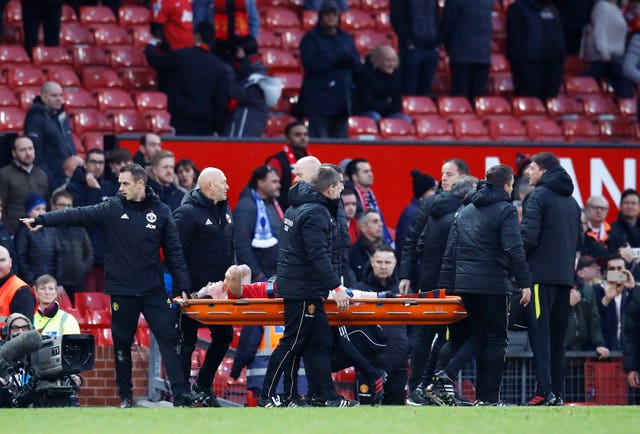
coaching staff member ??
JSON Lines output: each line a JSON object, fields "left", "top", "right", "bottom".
{"left": 258, "top": 165, "right": 357, "bottom": 408}
{"left": 521, "top": 152, "right": 583, "bottom": 406}
{"left": 21, "top": 163, "right": 193, "bottom": 408}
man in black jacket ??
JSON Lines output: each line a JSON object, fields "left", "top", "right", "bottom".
{"left": 622, "top": 271, "right": 640, "bottom": 404}
{"left": 21, "top": 163, "right": 194, "bottom": 408}
{"left": 173, "top": 167, "right": 234, "bottom": 407}
{"left": 432, "top": 165, "right": 531, "bottom": 406}
{"left": 521, "top": 152, "right": 583, "bottom": 405}
{"left": 258, "top": 165, "right": 356, "bottom": 408}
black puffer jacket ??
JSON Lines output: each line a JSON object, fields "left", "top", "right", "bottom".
{"left": 623, "top": 287, "right": 640, "bottom": 373}
{"left": 35, "top": 186, "right": 190, "bottom": 296}
{"left": 521, "top": 164, "right": 583, "bottom": 285}
{"left": 13, "top": 226, "right": 62, "bottom": 285}
{"left": 276, "top": 182, "right": 342, "bottom": 300}
{"left": 398, "top": 194, "right": 438, "bottom": 281}
{"left": 173, "top": 188, "right": 235, "bottom": 290}
{"left": 450, "top": 182, "right": 531, "bottom": 295}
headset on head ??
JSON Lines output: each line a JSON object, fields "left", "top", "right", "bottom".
{"left": 1, "top": 313, "right": 34, "bottom": 339}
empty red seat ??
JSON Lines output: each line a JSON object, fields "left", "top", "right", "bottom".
{"left": 79, "top": 6, "right": 117, "bottom": 25}
{"left": 82, "top": 132, "right": 105, "bottom": 150}
{"left": 437, "top": 96, "right": 474, "bottom": 119}
{"left": 546, "top": 95, "right": 584, "bottom": 119}
{"left": 379, "top": 117, "right": 416, "bottom": 139}
{"left": 261, "top": 48, "right": 300, "bottom": 72}
{"left": 618, "top": 98, "right": 637, "bottom": 120}
{"left": 348, "top": 116, "right": 379, "bottom": 139}
{"left": 598, "top": 116, "right": 637, "bottom": 141}
{"left": 96, "top": 88, "right": 135, "bottom": 111}
{"left": 92, "top": 327, "right": 113, "bottom": 346}
{"left": 0, "top": 45, "right": 31, "bottom": 65}
{"left": 280, "top": 28, "right": 304, "bottom": 51}
{"left": 352, "top": 30, "right": 393, "bottom": 57}
{"left": 564, "top": 56, "right": 588, "bottom": 77}
{"left": 73, "top": 46, "right": 111, "bottom": 69}
{"left": 490, "top": 53, "right": 509, "bottom": 72}
{"left": 60, "top": 22, "right": 96, "bottom": 46}
{"left": 61, "top": 4, "right": 78, "bottom": 22}
{"left": 511, "top": 97, "right": 547, "bottom": 120}
{"left": 474, "top": 96, "right": 511, "bottom": 119}
{"left": 66, "top": 308, "right": 87, "bottom": 327}
{"left": 258, "top": 29, "right": 282, "bottom": 49}
{"left": 16, "top": 86, "right": 40, "bottom": 110}
{"left": 453, "top": 117, "right": 490, "bottom": 141}
{"left": 402, "top": 96, "right": 437, "bottom": 116}
{"left": 374, "top": 10, "right": 391, "bottom": 31}
{"left": 263, "top": 7, "right": 301, "bottom": 29}
{"left": 57, "top": 292, "right": 73, "bottom": 310}
{"left": 341, "top": 9, "right": 376, "bottom": 30}
{"left": 135, "top": 91, "right": 167, "bottom": 110}
{"left": 561, "top": 118, "right": 600, "bottom": 142}
{"left": 361, "top": 0, "right": 388, "bottom": 10}
{"left": 488, "top": 72, "right": 513, "bottom": 97}
{"left": 0, "top": 87, "right": 18, "bottom": 107}
{"left": 526, "top": 118, "right": 564, "bottom": 141}
{"left": 565, "top": 76, "right": 601, "bottom": 96}
{"left": 86, "top": 308, "right": 111, "bottom": 326}
{"left": 302, "top": 10, "right": 318, "bottom": 30}
{"left": 145, "top": 110, "right": 173, "bottom": 135}
{"left": 4, "top": 1, "right": 22, "bottom": 25}
{"left": 74, "top": 291, "right": 110, "bottom": 316}
{"left": 109, "top": 46, "right": 147, "bottom": 68}
{"left": 45, "top": 66, "right": 81, "bottom": 87}
{"left": 265, "top": 114, "right": 297, "bottom": 137}
{"left": 118, "top": 67, "right": 157, "bottom": 91}
{"left": 487, "top": 117, "right": 527, "bottom": 141}
{"left": 415, "top": 115, "right": 455, "bottom": 140}
{"left": 112, "top": 110, "right": 147, "bottom": 133}
{"left": 6, "top": 65, "right": 46, "bottom": 89}
{"left": 93, "top": 24, "right": 132, "bottom": 47}
{"left": 118, "top": 5, "right": 151, "bottom": 27}
{"left": 271, "top": 71, "right": 302, "bottom": 95}
{"left": 580, "top": 94, "right": 619, "bottom": 119}
{"left": 130, "top": 25, "right": 154, "bottom": 47}
{"left": 0, "top": 107, "right": 26, "bottom": 131}
{"left": 64, "top": 88, "right": 98, "bottom": 109}
{"left": 82, "top": 68, "right": 123, "bottom": 90}
{"left": 32, "top": 46, "right": 74, "bottom": 67}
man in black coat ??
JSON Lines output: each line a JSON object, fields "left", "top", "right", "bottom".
{"left": 258, "top": 165, "right": 356, "bottom": 407}
{"left": 173, "top": 167, "right": 234, "bottom": 406}
{"left": 145, "top": 22, "right": 230, "bottom": 136}
{"left": 21, "top": 163, "right": 194, "bottom": 408}
{"left": 520, "top": 152, "right": 583, "bottom": 405}
{"left": 432, "top": 165, "right": 531, "bottom": 406}
{"left": 622, "top": 269, "right": 640, "bottom": 405}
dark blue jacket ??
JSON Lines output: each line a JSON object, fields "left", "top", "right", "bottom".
{"left": 276, "top": 182, "right": 342, "bottom": 300}
{"left": 14, "top": 226, "right": 62, "bottom": 285}
{"left": 35, "top": 186, "right": 190, "bottom": 296}
{"left": 354, "top": 58, "right": 403, "bottom": 117}
{"left": 595, "top": 283, "right": 631, "bottom": 351}
{"left": 390, "top": 0, "right": 440, "bottom": 50}
{"left": 521, "top": 164, "right": 583, "bottom": 286}
{"left": 506, "top": 0, "right": 566, "bottom": 62}
{"left": 173, "top": 188, "right": 235, "bottom": 290}
{"left": 623, "top": 287, "right": 640, "bottom": 373}
{"left": 442, "top": 0, "right": 493, "bottom": 65}
{"left": 147, "top": 179, "right": 185, "bottom": 212}
{"left": 448, "top": 182, "right": 531, "bottom": 295}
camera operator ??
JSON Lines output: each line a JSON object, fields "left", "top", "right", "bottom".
{"left": 0, "top": 313, "right": 36, "bottom": 407}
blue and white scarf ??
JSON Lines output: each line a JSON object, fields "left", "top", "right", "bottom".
{"left": 251, "top": 189, "right": 278, "bottom": 249}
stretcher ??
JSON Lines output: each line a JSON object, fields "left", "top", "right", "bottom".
{"left": 178, "top": 293, "right": 467, "bottom": 326}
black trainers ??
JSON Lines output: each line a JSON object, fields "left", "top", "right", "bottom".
{"left": 325, "top": 396, "right": 360, "bottom": 407}
{"left": 257, "top": 396, "right": 283, "bottom": 407}
{"left": 431, "top": 371, "right": 456, "bottom": 405}
{"left": 192, "top": 384, "right": 221, "bottom": 407}
{"left": 553, "top": 394, "right": 565, "bottom": 406}
{"left": 119, "top": 396, "right": 135, "bottom": 408}
{"left": 527, "top": 392, "right": 556, "bottom": 406}
{"left": 370, "top": 370, "right": 387, "bottom": 405}
{"left": 303, "top": 394, "right": 326, "bottom": 407}
{"left": 286, "top": 395, "right": 311, "bottom": 407}
{"left": 407, "top": 386, "right": 429, "bottom": 406}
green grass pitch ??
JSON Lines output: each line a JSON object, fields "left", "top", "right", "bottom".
{"left": 0, "top": 406, "right": 635, "bottom": 434}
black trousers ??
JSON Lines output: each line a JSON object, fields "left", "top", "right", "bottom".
{"left": 408, "top": 325, "right": 444, "bottom": 390}
{"left": 307, "top": 115, "right": 349, "bottom": 139}
{"left": 110, "top": 292, "right": 185, "bottom": 400}
{"left": 510, "top": 60, "right": 564, "bottom": 101}
{"left": 430, "top": 317, "right": 471, "bottom": 383}
{"left": 450, "top": 63, "right": 490, "bottom": 103}
{"left": 445, "top": 294, "right": 509, "bottom": 403}
{"left": 178, "top": 316, "right": 233, "bottom": 390}
{"left": 170, "top": 115, "right": 215, "bottom": 137}
{"left": 261, "top": 299, "right": 339, "bottom": 402}
{"left": 527, "top": 283, "right": 571, "bottom": 397}
{"left": 21, "top": 0, "right": 61, "bottom": 58}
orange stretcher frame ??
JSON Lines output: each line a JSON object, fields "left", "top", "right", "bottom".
{"left": 178, "top": 296, "right": 467, "bottom": 326}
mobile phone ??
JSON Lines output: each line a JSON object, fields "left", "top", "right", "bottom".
{"left": 607, "top": 270, "right": 627, "bottom": 283}
{"left": 631, "top": 248, "right": 640, "bottom": 259}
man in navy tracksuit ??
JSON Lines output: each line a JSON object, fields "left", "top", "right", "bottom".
{"left": 21, "top": 163, "right": 193, "bottom": 408}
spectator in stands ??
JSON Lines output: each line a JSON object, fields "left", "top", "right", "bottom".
{"left": 55, "top": 155, "right": 85, "bottom": 195}
{"left": 0, "top": 136, "right": 49, "bottom": 235}
{"left": 623, "top": 21, "right": 640, "bottom": 122}
{"left": 551, "top": 0, "right": 595, "bottom": 55}
{"left": 49, "top": 191, "right": 93, "bottom": 304}
{"left": 133, "top": 134, "right": 162, "bottom": 168}
{"left": 0, "top": 246, "right": 36, "bottom": 324}
{"left": 14, "top": 193, "right": 61, "bottom": 286}
{"left": 224, "top": 36, "right": 270, "bottom": 138}
{"left": 390, "top": 0, "right": 440, "bottom": 97}
{"left": 66, "top": 149, "right": 115, "bottom": 207}
{"left": 146, "top": 22, "right": 230, "bottom": 136}
{"left": 106, "top": 147, "right": 132, "bottom": 187}
{"left": 506, "top": 0, "right": 566, "bottom": 100}
{"left": 355, "top": 45, "right": 408, "bottom": 123}
{"left": 622, "top": 262, "right": 640, "bottom": 404}
{"left": 175, "top": 159, "right": 200, "bottom": 191}
{"left": 565, "top": 256, "right": 610, "bottom": 358}
{"left": 21, "top": 0, "right": 62, "bottom": 59}
{"left": 344, "top": 158, "right": 393, "bottom": 246}
{"left": 0, "top": 200, "right": 16, "bottom": 274}
{"left": 349, "top": 210, "right": 383, "bottom": 283}
{"left": 33, "top": 273, "right": 80, "bottom": 337}
{"left": 151, "top": 0, "right": 194, "bottom": 51}
{"left": 299, "top": 0, "right": 361, "bottom": 138}
{"left": 147, "top": 150, "right": 185, "bottom": 211}
{"left": 233, "top": 165, "right": 283, "bottom": 281}
{"left": 442, "top": 0, "right": 493, "bottom": 103}
{"left": 304, "top": 0, "right": 347, "bottom": 10}
{"left": 213, "top": 0, "right": 260, "bottom": 61}
{"left": 610, "top": 189, "right": 640, "bottom": 248}
{"left": 395, "top": 169, "right": 437, "bottom": 264}
{"left": 265, "top": 121, "right": 311, "bottom": 210}
{"left": 341, "top": 188, "right": 359, "bottom": 244}
{"left": 581, "top": 195, "right": 617, "bottom": 261}
{"left": 583, "top": 0, "right": 634, "bottom": 98}
{"left": 24, "top": 82, "right": 76, "bottom": 190}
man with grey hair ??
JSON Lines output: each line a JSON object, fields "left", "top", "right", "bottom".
{"left": 581, "top": 195, "right": 615, "bottom": 261}
{"left": 24, "top": 81, "right": 76, "bottom": 190}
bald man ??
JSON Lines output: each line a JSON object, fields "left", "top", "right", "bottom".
{"left": 0, "top": 245, "right": 37, "bottom": 327}
{"left": 293, "top": 156, "right": 321, "bottom": 185}
{"left": 173, "top": 167, "right": 235, "bottom": 406}
{"left": 24, "top": 81, "right": 76, "bottom": 190}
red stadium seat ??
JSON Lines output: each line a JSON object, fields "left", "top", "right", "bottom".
{"left": 16, "top": 86, "right": 40, "bottom": 110}
{"left": 0, "top": 87, "right": 18, "bottom": 107}
{"left": 511, "top": 97, "right": 547, "bottom": 120}
{"left": 70, "top": 109, "right": 113, "bottom": 135}
{"left": 453, "top": 117, "right": 490, "bottom": 141}
{"left": 490, "top": 53, "right": 509, "bottom": 72}
{"left": 32, "top": 46, "right": 74, "bottom": 67}
{"left": 361, "top": 0, "right": 388, "bottom": 10}
{"left": 341, "top": 10, "right": 376, "bottom": 30}
{"left": 44, "top": 66, "right": 82, "bottom": 87}
{"left": 60, "top": 22, "right": 96, "bottom": 46}
{"left": 82, "top": 67, "right": 123, "bottom": 90}
{"left": 4, "top": 1, "right": 22, "bottom": 25}
{"left": 546, "top": 95, "right": 584, "bottom": 119}
{"left": 61, "top": 4, "right": 78, "bottom": 22}
{"left": 598, "top": 116, "right": 637, "bottom": 141}
{"left": 264, "top": 114, "right": 296, "bottom": 137}
{"left": 487, "top": 117, "right": 527, "bottom": 141}
{"left": 580, "top": 94, "right": 619, "bottom": 119}
{"left": 72, "top": 132, "right": 86, "bottom": 156}
{"left": 0, "top": 45, "right": 31, "bottom": 65}
{"left": 618, "top": 98, "right": 637, "bottom": 120}
{"left": 6, "top": 65, "right": 46, "bottom": 89}
{"left": 352, "top": 30, "right": 393, "bottom": 57}
{"left": 92, "top": 327, "right": 113, "bottom": 346}
{"left": 271, "top": 71, "right": 302, "bottom": 95}
{"left": 374, "top": 10, "right": 391, "bottom": 31}
{"left": 79, "top": 6, "right": 117, "bottom": 25}
{"left": 73, "top": 46, "right": 111, "bottom": 69}
{"left": 130, "top": 25, "right": 154, "bottom": 47}
{"left": 118, "top": 5, "right": 151, "bottom": 27}
{"left": 118, "top": 67, "right": 157, "bottom": 91}
{"left": 302, "top": 11, "right": 318, "bottom": 31}
{"left": 74, "top": 292, "right": 110, "bottom": 315}
{"left": 261, "top": 48, "right": 300, "bottom": 72}
{"left": 437, "top": 96, "right": 475, "bottom": 119}
{"left": 348, "top": 116, "right": 379, "bottom": 139}
{"left": 109, "top": 46, "right": 147, "bottom": 68}
{"left": 402, "top": 96, "right": 437, "bottom": 116}
{"left": 564, "top": 56, "right": 588, "bottom": 76}
{"left": 561, "top": 117, "right": 600, "bottom": 142}
{"left": 57, "top": 292, "right": 73, "bottom": 310}
{"left": 64, "top": 88, "right": 98, "bottom": 109}
{"left": 525, "top": 118, "right": 564, "bottom": 142}
{"left": 415, "top": 115, "right": 455, "bottom": 140}
{"left": 145, "top": 110, "right": 174, "bottom": 135}
{"left": 0, "top": 107, "right": 25, "bottom": 131}
{"left": 82, "top": 132, "right": 106, "bottom": 150}
{"left": 96, "top": 88, "right": 135, "bottom": 111}
{"left": 378, "top": 117, "right": 416, "bottom": 139}
{"left": 491, "top": 11, "right": 506, "bottom": 39}
{"left": 280, "top": 28, "right": 304, "bottom": 51}
{"left": 565, "top": 76, "right": 601, "bottom": 96}
{"left": 263, "top": 7, "right": 301, "bottom": 29}
{"left": 66, "top": 308, "right": 87, "bottom": 327}
{"left": 135, "top": 91, "right": 167, "bottom": 110}
{"left": 488, "top": 72, "right": 513, "bottom": 97}
{"left": 87, "top": 306, "right": 115, "bottom": 326}
{"left": 474, "top": 96, "right": 511, "bottom": 119}
{"left": 346, "top": 0, "right": 362, "bottom": 8}
{"left": 93, "top": 24, "right": 132, "bottom": 47}
{"left": 112, "top": 109, "right": 147, "bottom": 133}
{"left": 257, "top": 29, "right": 283, "bottom": 49}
